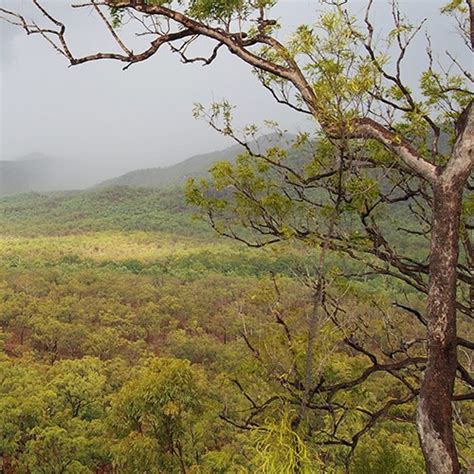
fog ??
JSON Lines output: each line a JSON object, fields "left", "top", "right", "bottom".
{"left": 0, "top": 0, "right": 469, "bottom": 189}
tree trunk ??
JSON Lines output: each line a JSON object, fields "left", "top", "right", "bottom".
{"left": 416, "top": 181, "right": 462, "bottom": 474}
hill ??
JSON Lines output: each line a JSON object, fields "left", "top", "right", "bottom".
{"left": 0, "top": 186, "right": 202, "bottom": 237}
{"left": 96, "top": 134, "right": 294, "bottom": 189}
{"left": 0, "top": 135, "right": 300, "bottom": 236}
{"left": 96, "top": 144, "right": 243, "bottom": 189}
{"left": 0, "top": 153, "right": 103, "bottom": 197}
{"left": 1, "top": 136, "right": 293, "bottom": 197}
{"left": 1, "top": 154, "right": 61, "bottom": 197}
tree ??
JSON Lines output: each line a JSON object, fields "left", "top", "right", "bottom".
{"left": 0, "top": 1, "right": 472, "bottom": 472}
{"left": 50, "top": 357, "right": 107, "bottom": 419}
{"left": 22, "top": 426, "right": 92, "bottom": 474}
{"left": 108, "top": 357, "right": 209, "bottom": 473}
{"left": 0, "top": 355, "right": 112, "bottom": 472}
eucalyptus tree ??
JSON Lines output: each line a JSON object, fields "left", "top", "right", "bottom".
{"left": 1, "top": 1, "right": 472, "bottom": 472}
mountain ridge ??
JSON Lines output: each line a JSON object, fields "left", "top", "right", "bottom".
{"left": 95, "top": 144, "right": 243, "bottom": 189}
{"left": 0, "top": 134, "right": 294, "bottom": 197}
{"left": 95, "top": 133, "right": 294, "bottom": 190}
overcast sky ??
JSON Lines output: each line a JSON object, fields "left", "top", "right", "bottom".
{"left": 0, "top": 0, "right": 469, "bottom": 184}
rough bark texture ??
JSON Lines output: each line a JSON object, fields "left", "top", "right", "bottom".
{"left": 417, "top": 101, "right": 473, "bottom": 473}
{"left": 416, "top": 182, "right": 462, "bottom": 474}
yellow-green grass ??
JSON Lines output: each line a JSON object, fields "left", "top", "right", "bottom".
{"left": 0, "top": 231, "right": 238, "bottom": 263}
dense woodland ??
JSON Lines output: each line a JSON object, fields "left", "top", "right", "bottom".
{"left": 0, "top": 0, "right": 473, "bottom": 472}
{"left": 0, "top": 184, "right": 472, "bottom": 473}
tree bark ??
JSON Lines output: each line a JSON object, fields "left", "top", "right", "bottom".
{"left": 416, "top": 180, "right": 463, "bottom": 474}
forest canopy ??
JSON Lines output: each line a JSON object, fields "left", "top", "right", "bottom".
{"left": 0, "top": 0, "right": 472, "bottom": 472}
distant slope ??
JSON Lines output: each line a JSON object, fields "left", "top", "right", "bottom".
{"left": 1, "top": 135, "right": 293, "bottom": 197}
{"left": 96, "top": 134, "right": 294, "bottom": 189}
{"left": 96, "top": 144, "right": 243, "bottom": 189}
{"left": 0, "top": 153, "right": 96, "bottom": 197}
{"left": 1, "top": 154, "right": 58, "bottom": 197}
{"left": 0, "top": 135, "right": 300, "bottom": 236}
{"left": 0, "top": 186, "right": 204, "bottom": 237}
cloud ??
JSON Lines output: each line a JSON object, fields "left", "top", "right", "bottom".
{"left": 0, "top": 0, "right": 469, "bottom": 186}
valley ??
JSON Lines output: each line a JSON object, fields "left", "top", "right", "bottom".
{"left": 0, "top": 175, "right": 471, "bottom": 472}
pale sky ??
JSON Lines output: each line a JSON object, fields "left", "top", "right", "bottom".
{"left": 0, "top": 0, "right": 469, "bottom": 186}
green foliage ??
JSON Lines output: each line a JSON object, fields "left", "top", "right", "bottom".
{"left": 188, "top": 0, "right": 247, "bottom": 21}
{"left": 109, "top": 7, "right": 124, "bottom": 28}
{"left": 352, "top": 427, "right": 425, "bottom": 474}
{"left": 22, "top": 426, "right": 92, "bottom": 474}
{"left": 2, "top": 0, "right": 474, "bottom": 470}
{"left": 109, "top": 0, "right": 277, "bottom": 26}
{"left": 0, "top": 186, "right": 203, "bottom": 237}
{"left": 252, "top": 409, "right": 323, "bottom": 473}
{"left": 109, "top": 358, "right": 209, "bottom": 471}
{"left": 441, "top": 0, "right": 468, "bottom": 13}
{"left": 50, "top": 357, "right": 107, "bottom": 419}
{"left": 0, "top": 202, "right": 446, "bottom": 472}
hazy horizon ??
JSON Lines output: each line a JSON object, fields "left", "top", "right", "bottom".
{"left": 0, "top": 0, "right": 469, "bottom": 189}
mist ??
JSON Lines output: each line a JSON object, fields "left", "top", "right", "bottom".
{"left": 0, "top": 0, "right": 469, "bottom": 191}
